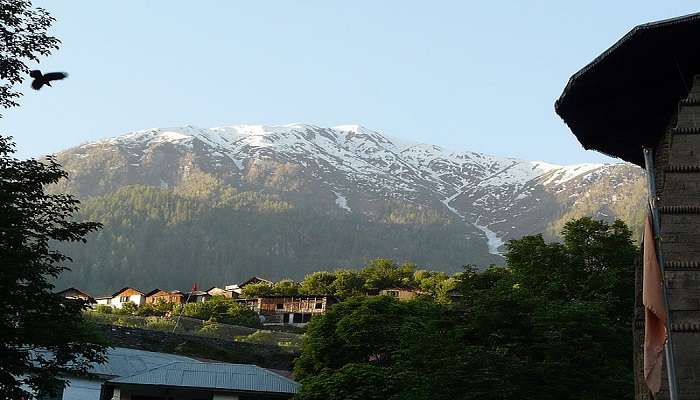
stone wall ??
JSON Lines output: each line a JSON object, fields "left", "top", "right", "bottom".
{"left": 98, "top": 324, "right": 297, "bottom": 371}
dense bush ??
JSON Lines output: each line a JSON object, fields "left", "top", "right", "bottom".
{"left": 144, "top": 316, "right": 176, "bottom": 331}
{"left": 295, "top": 218, "right": 636, "bottom": 400}
{"left": 93, "top": 304, "right": 113, "bottom": 314}
{"left": 181, "top": 296, "right": 261, "bottom": 328}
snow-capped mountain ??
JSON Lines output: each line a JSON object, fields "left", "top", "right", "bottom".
{"left": 56, "top": 123, "right": 646, "bottom": 261}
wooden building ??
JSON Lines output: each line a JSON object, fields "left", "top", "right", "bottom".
{"left": 555, "top": 12, "right": 700, "bottom": 400}
{"left": 238, "top": 295, "right": 337, "bottom": 325}
{"left": 144, "top": 289, "right": 185, "bottom": 305}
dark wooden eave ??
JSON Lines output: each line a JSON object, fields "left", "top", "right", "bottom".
{"left": 555, "top": 12, "right": 700, "bottom": 167}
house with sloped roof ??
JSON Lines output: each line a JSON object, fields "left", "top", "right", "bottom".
{"left": 95, "top": 287, "right": 146, "bottom": 309}
{"left": 56, "top": 287, "right": 95, "bottom": 303}
{"left": 144, "top": 288, "right": 185, "bottom": 305}
{"left": 102, "top": 361, "right": 299, "bottom": 400}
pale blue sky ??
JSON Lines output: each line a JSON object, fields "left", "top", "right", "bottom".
{"left": 3, "top": 1, "right": 699, "bottom": 163}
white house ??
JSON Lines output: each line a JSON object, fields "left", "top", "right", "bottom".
{"left": 96, "top": 287, "right": 145, "bottom": 309}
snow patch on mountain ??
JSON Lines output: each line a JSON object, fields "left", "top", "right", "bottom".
{"left": 71, "top": 123, "right": 636, "bottom": 260}
{"left": 473, "top": 217, "right": 505, "bottom": 255}
{"left": 332, "top": 191, "right": 352, "bottom": 213}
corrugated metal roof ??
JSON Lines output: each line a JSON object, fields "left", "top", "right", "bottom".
{"left": 90, "top": 347, "right": 195, "bottom": 378}
{"left": 108, "top": 361, "right": 299, "bottom": 394}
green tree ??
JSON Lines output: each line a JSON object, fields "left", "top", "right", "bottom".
{"left": 181, "top": 296, "right": 260, "bottom": 328}
{"left": 0, "top": 0, "right": 60, "bottom": 113}
{"left": 297, "top": 218, "right": 637, "bottom": 400}
{"left": 360, "top": 258, "right": 416, "bottom": 290}
{"left": 241, "top": 282, "right": 273, "bottom": 298}
{"left": 272, "top": 279, "right": 300, "bottom": 296}
{"left": 330, "top": 269, "right": 365, "bottom": 298}
{"left": 299, "top": 271, "right": 336, "bottom": 295}
{"left": 0, "top": 135, "right": 106, "bottom": 399}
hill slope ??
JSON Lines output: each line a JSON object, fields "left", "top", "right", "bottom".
{"left": 52, "top": 124, "right": 646, "bottom": 293}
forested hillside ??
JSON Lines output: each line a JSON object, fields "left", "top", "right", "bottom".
{"left": 59, "top": 184, "right": 487, "bottom": 293}
{"left": 51, "top": 124, "right": 646, "bottom": 293}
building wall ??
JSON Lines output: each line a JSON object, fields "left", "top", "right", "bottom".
{"left": 638, "top": 75, "right": 700, "bottom": 400}
{"left": 380, "top": 288, "right": 417, "bottom": 301}
{"left": 258, "top": 296, "right": 328, "bottom": 314}
{"left": 110, "top": 289, "right": 145, "bottom": 308}
{"left": 62, "top": 377, "right": 102, "bottom": 400}
{"left": 145, "top": 291, "right": 184, "bottom": 304}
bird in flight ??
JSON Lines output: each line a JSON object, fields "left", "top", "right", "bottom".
{"left": 30, "top": 70, "right": 68, "bottom": 90}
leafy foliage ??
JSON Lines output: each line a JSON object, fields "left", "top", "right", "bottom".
{"left": 0, "top": 135, "right": 106, "bottom": 398}
{"left": 178, "top": 296, "right": 261, "bottom": 328}
{"left": 296, "top": 218, "right": 636, "bottom": 400}
{"left": 0, "top": 0, "right": 60, "bottom": 113}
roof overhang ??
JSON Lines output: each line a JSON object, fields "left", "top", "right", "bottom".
{"left": 555, "top": 13, "right": 700, "bottom": 167}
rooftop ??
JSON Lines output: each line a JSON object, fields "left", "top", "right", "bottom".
{"left": 555, "top": 12, "right": 700, "bottom": 166}
{"left": 108, "top": 361, "right": 299, "bottom": 395}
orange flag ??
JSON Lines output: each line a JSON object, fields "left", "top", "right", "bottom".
{"left": 643, "top": 213, "right": 668, "bottom": 395}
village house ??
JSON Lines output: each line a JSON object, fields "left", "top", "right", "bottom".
{"left": 239, "top": 295, "right": 338, "bottom": 326}
{"left": 95, "top": 287, "right": 145, "bottom": 309}
{"left": 144, "top": 289, "right": 185, "bottom": 305}
{"left": 379, "top": 286, "right": 421, "bottom": 301}
{"left": 56, "top": 287, "right": 95, "bottom": 303}
{"left": 184, "top": 290, "right": 211, "bottom": 303}
{"left": 206, "top": 286, "right": 237, "bottom": 298}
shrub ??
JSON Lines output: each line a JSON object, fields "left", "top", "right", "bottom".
{"left": 144, "top": 316, "right": 176, "bottom": 331}
{"left": 197, "top": 318, "right": 222, "bottom": 337}
{"left": 114, "top": 301, "right": 138, "bottom": 315}
{"left": 94, "top": 304, "right": 113, "bottom": 314}
{"left": 113, "top": 318, "right": 137, "bottom": 328}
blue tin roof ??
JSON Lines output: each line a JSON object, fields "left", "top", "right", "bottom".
{"left": 90, "top": 347, "right": 195, "bottom": 378}
{"left": 108, "top": 361, "right": 299, "bottom": 395}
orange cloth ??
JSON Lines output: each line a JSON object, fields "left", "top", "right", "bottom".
{"left": 643, "top": 213, "right": 668, "bottom": 395}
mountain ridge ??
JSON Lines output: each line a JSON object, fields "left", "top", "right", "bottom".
{"left": 51, "top": 123, "right": 646, "bottom": 291}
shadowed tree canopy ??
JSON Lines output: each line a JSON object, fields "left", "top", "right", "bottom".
{"left": 0, "top": 0, "right": 60, "bottom": 114}
{"left": 0, "top": 137, "right": 107, "bottom": 399}
{"left": 295, "top": 218, "right": 637, "bottom": 400}
{"left": 0, "top": 2, "right": 106, "bottom": 398}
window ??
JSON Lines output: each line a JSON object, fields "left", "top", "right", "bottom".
{"left": 386, "top": 290, "right": 399, "bottom": 297}
{"left": 315, "top": 302, "right": 323, "bottom": 309}
{"left": 119, "top": 296, "right": 129, "bottom": 302}
{"left": 276, "top": 303, "right": 284, "bottom": 310}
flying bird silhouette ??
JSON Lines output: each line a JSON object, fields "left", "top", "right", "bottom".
{"left": 30, "top": 70, "right": 68, "bottom": 90}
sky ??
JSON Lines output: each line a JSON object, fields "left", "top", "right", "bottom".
{"left": 3, "top": 1, "right": 700, "bottom": 163}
